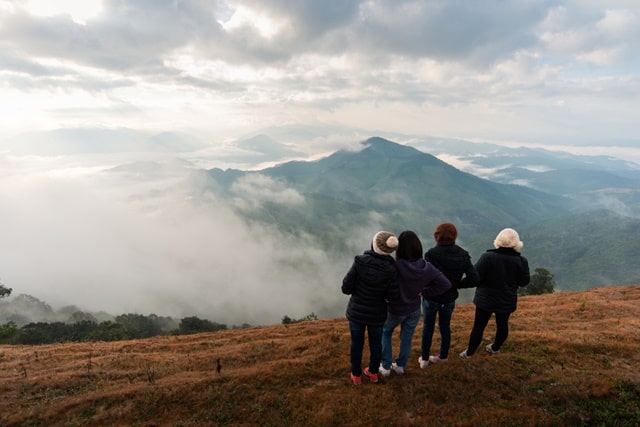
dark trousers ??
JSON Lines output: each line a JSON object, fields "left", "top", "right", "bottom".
{"left": 467, "top": 306, "right": 511, "bottom": 355}
{"left": 421, "top": 299, "right": 456, "bottom": 359}
{"left": 349, "top": 320, "right": 383, "bottom": 376}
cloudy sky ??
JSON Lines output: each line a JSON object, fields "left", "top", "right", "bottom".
{"left": 1, "top": 0, "right": 639, "bottom": 150}
{"left": 1, "top": 0, "right": 639, "bottom": 323}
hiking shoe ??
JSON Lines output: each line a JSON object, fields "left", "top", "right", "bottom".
{"left": 486, "top": 344, "right": 500, "bottom": 355}
{"left": 418, "top": 357, "right": 429, "bottom": 369}
{"left": 429, "top": 355, "right": 449, "bottom": 364}
{"left": 379, "top": 364, "right": 391, "bottom": 377}
{"left": 459, "top": 349, "right": 471, "bottom": 359}
{"left": 364, "top": 367, "right": 379, "bottom": 383}
{"left": 391, "top": 363, "right": 405, "bottom": 375}
{"left": 350, "top": 373, "right": 361, "bottom": 385}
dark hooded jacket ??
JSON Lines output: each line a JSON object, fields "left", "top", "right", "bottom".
{"left": 424, "top": 244, "right": 480, "bottom": 304}
{"left": 473, "top": 247, "right": 530, "bottom": 313}
{"left": 387, "top": 258, "right": 451, "bottom": 316}
{"left": 342, "top": 250, "right": 399, "bottom": 326}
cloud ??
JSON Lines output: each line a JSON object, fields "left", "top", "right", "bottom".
{"left": 231, "top": 173, "right": 305, "bottom": 210}
{"left": 540, "top": 3, "right": 640, "bottom": 66}
{"left": 0, "top": 0, "right": 638, "bottom": 166}
{"left": 0, "top": 155, "right": 347, "bottom": 325}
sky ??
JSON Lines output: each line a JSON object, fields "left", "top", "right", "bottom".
{"left": 0, "top": 0, "right": 639, "bottom": 150}
{"left": 1, "top": 0, "right": 639, "bottom": 324}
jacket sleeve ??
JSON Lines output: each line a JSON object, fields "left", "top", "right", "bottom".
{"left": 459, "top": 256, "right": 480, "bottom": 289}
{"left": 518, "top": 256, "right": 531, "bottom": 287}
{"left": 341, "top": 261, "right": 358, "bottom": 295}
{"left": 469, "top": 253, "right": 489, "bottom": 288}
{"left": 421, "top": 264, "right": 452, "bottom": 297}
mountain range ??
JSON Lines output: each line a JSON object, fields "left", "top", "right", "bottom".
{"left": 207, "top": 136, "right": 640, "bottom": 290}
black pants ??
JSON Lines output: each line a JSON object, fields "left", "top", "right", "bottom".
{"left": 467, "top": 306, "right": 511, "bottom": 355}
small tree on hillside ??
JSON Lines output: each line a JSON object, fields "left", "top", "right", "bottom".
{"left": 519, "top": 267, "right": 556, "bottom": 296}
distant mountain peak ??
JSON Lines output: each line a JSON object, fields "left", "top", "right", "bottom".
{"left": 361, "top": 136, "right": 421, "bottom": 158}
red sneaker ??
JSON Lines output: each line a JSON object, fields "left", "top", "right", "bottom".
{"left": 350, "top": 372, "right": 362, "bottom": 385}
{"left": 364, "top": 367, "right": 379, "bottom": 383}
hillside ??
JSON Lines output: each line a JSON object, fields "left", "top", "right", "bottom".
{"left": 208, "top": 137, "right": 571, "bottom": 233}
{"left": 1, "top": 285, "right": 638, "bottom": 426}
{"left": 205, "top": 137, "right": 640, "bottom": 291}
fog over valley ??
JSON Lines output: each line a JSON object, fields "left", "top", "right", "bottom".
{"left": 0, "top": 151, "right": 357, "bottom": 325}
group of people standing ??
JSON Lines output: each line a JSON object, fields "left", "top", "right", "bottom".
{"left": 341, "top": 223, "right": 530, "bottom": 385}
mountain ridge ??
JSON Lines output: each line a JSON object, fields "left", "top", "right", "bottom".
{"left": 205, "top": 136, "right": 640, "bottom": 291}
{"left": 209, "top": 136, "right": 572, "bottom": 228}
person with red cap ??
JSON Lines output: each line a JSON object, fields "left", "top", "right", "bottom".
{"left": 421, "top": 222, "right": 479, "bottom": 367}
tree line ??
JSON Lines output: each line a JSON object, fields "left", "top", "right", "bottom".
{"left": 0, "top": 314, "right": 230, "bottom": 345}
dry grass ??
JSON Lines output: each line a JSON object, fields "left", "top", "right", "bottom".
{"left": 1, "top": 285, "right": 639, "bottom": 426}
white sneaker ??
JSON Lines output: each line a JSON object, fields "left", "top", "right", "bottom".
{"left": 428, "top": 355, "right": 449, "bottom": 364}
{"left": 378, "top": 364, "right": 391, "bottom": 377}
{"left": 391, "top": 363, "right": 405, "bottom": 375}
{"left": 418, "top": 357, "right": 429, "bottom": 369}
{"left": 486, "top": 344, "right": 500, "bottom": 355}
{"left": 459, "top": 349, "right": 471, "bottom": 359}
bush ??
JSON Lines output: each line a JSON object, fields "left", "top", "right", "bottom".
{"left": 520, "top": 267, "right": 556, "bottom": 296}
{"left": 0, "top": 321, "right": 18, "bottom": 344}
{"left": 281, "top": 312, "right": 318, "bottom": 325}
{"left": 174, "top": 316, "right": 227, "bottom": 335}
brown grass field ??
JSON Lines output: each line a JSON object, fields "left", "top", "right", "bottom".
{"left": 1, "top": 285, "right": 639, "bottom": 426}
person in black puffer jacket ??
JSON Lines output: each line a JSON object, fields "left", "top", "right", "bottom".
{"left": 421, "top": 222, "right": 479, "bottom": 367}
{"left": 342, "top": 231, "right": 399, "bottom": 385}
{"left": 459, "top": 228, "right": 530, "bottom": 359}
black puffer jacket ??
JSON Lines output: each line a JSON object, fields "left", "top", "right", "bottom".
{"left": 425, "top": 244, "right": 480, "bottom": 304}
{"left": 342, "top": 250, "right": 399, "bottom": 326}
{"left": 473, "top": 247, "right": 530, "bottom": 313}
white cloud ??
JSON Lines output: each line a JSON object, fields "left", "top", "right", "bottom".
{"left": 596, "top": 9, "right": 637, "bottom": 37}
{"left": 0, "top": 0, "right": 638, "bottom": 151}
{"left": 231, "top": 174, "right": 305, "bottom": 210}
{"left": 0, "top": 156, "right": 346, "bottom": 325}
{"left": 24, "top": 0, "right": 103, "bottom": 25}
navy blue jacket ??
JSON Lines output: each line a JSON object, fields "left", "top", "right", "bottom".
{"left": 342, "top": 250, "right": 399, "bottom": 326}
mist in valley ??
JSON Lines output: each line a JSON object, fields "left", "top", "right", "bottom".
{"left": 0, "top": 153, "right": 375, "bottom": 326}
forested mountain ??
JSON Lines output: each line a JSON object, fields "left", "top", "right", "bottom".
{"left": 207, "top": 137, "right": 640, "bottom": 290}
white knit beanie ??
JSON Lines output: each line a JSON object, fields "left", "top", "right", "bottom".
{"left": 372, "top": 231, "right": 399, "bottom": 255}
{"left": 493, "top": 228, "right": 524, "bottom": 252}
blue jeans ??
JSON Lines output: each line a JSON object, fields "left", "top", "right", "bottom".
{"left": 421, "top": 299, "right": 455, "bottom": 359}
{"left": 381, "top": 309, "right": 421, "bottom": 369}
{"left": 349, "top": 320, "right": 383, "bottom": 376}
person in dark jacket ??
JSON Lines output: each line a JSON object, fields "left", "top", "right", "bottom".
{"left": 460, "top": 228, "right": 530, "bottom": 359}
{"left": 380, "top": 230, "right": 451, "bottom": 376}
{"left": 342, "top": 231, "right": 399, "bottom": 385}
{"left": 421, "top": 222, "right": 479, "bottom": 367}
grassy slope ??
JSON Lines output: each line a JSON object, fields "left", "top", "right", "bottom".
{"left": 1, "top": 285, "right": 639, "bottom": 426}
